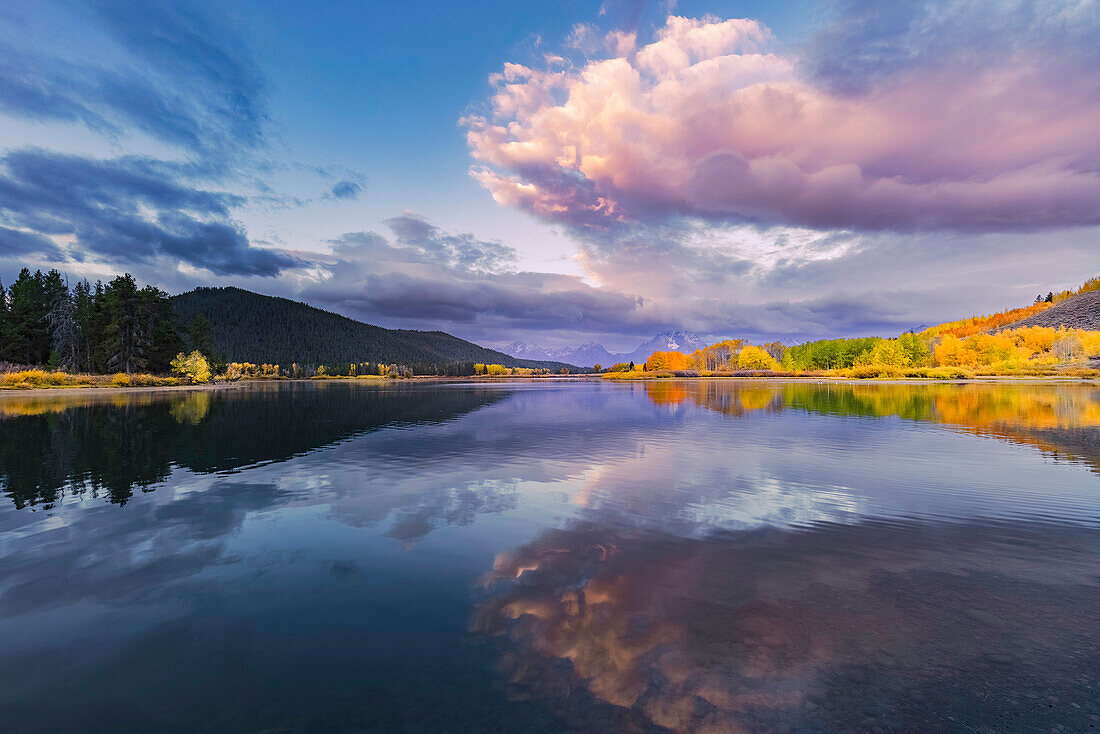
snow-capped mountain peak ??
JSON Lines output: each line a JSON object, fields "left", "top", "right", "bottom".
{"left": 499, "top": 330, "right": 709, "bottom": 367}
{"left": 649, "top": 330, "right": 707, "bottom": 353}
{"left": 501, "top": 342, "right": 550, "bottom": 360}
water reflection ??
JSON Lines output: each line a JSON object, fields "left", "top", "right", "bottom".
{"left": 0, "top": 382, "right": 506, "bottom": 508}
{"left": 0, "top": 380, "right": 1096, "bottom": 733}
{"left": 475, "top": 520, "right": 1100, "bottom": 733}
{"left": 642, "top": 380, "right": 1100, "bottom": 472}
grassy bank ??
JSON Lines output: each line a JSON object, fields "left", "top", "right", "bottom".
{"left": 1, "top": 369, "right": 295, "bottom": 390}
{"left": 0, "top": 369, "right": 186, "bottom": 390}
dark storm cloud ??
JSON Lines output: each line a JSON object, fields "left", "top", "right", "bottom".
{"left": 0, "top": 149, "right": 299, "bottom": 276}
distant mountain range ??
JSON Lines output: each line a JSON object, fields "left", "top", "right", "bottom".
{"left": 172, "top": 287, "right": 576, "bottom": 370}
{"left": 502, "top": 331, "right": 708, "bottom": 367}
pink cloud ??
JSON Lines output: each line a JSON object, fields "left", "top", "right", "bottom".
{"left": 463, "top": 14, "right": 1100, "bottom": 232}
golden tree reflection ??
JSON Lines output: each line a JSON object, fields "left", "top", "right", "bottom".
{"left": 642, "top": 380, "right": 1100, "bottom": 468}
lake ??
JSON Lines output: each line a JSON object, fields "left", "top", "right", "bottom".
{"left": 0, "top": 379, "right": 1097, "bottom": 733}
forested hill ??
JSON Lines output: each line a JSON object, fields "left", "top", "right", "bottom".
{"left": 171, "top": 287, "right": 572, "bottom": 369}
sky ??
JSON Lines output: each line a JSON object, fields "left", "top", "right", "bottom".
{"left": 0, "top": 0, "right": 1097, "bottom": 352}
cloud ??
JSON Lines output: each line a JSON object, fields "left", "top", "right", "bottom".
{"left": 802, "top": 0, "right": 1100, "bottom": 96}
{"left": 0, "top": 149, "right": 299, "bottom": 276}
{"left": 464, "top": 7, "right": 1100, "bottom": 234}
{"left": 300, "top": 214, "right": 646, "bottom": 334}
{"left": 305, "top": 216, "right": 924, "bottom": 341}
{"left": 0, "top": 1, "right": 335, "bottom": 280}
{"left": 295, "top": 210, "right": 1097, "bottom": 346}
{"left": 0, "top": 1, "right": 267, "bottom": 166}
{"left": 328, "top": 180, "right": 362, "bottom": 200}
{"left": 0, "top": 226, "right": 66, "bottom": 261}
{"left": 383, "top": 212, "right": 518, "bottom": 273}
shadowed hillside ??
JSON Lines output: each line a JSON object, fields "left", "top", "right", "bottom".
{"left": 172, "top": 287, "right": 574, "bottom": 369}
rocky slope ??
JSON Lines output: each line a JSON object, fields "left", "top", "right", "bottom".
{"left": 998, "top": 290, "right": 1100, "bottom": 332}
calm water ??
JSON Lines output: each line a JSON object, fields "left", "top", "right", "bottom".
{"left": 1, "top": 380, "right": 1098, "bottom": 734}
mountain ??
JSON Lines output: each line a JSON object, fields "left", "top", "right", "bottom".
{"left": 501, "top": 342, "right": 551, "bottom": 361}
{"left": 628, "top": 331, "right": 708, "bottom": 361}
{"left": 567, "top": 341, "right": 619, "bottom": 367}
{"left": 172, "top": 287, "right": 574, "bottom": 369}
{"left": 501, "top": 330, "right": 708, "bottom": 367}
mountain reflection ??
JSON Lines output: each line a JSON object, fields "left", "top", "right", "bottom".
{"left": 475, "top": 519, "right": 1100, "bottom": 733}
{"left": 0, "top": 382, "right": 506, "bottom": 508}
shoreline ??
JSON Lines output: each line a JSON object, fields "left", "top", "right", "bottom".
{"left": 1, "top": 373, "right": 1097, "bottom": 399}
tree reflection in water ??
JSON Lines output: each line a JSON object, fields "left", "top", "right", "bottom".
{"left": 0, "top": 382, "right": 507, "bottom": 508}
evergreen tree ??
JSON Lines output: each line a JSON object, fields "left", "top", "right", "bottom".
{"left": 142, "top": 286, "right": 183, "bottom": 373}
{"left": 40, "top": 270, "right": 66, "bottom": 362}
{"left": 47, "top": 277, "right": 80, "bottom": 371}
{"left": 87, "top": 280, "right": 108, "bottom": 372}
{"left": 102, "top": 274, "right": 150, "bottom": 374}
{"left": 4, "top": 268, "right": 49, "bottom": 364}
{"left": 71, "top": 279, "right": 94, "bottom": 371}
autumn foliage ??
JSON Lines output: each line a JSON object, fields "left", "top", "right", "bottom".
{"left": 646, "top": 351, "right": 689, "bottom": 371}
{"left": 736, "top": 345, "right": 780, "bottom": 370}
{"left": 603, "top": 276, "right": 1100, "bottom": 381}
{"left": 923, "top": 277, "right": 1100, "bottom": 338}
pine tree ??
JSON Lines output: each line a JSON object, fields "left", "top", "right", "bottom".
{"left": 72, "top": 279, "right": 94, "bottom": 371}
{"left": 4, "top": 268, "right": 48, "bottom": 364}
{"left": 103, "top": 274, "right": 150, "bottom": 374}
{"left": 142, "top": 286, "right": 183, "bottom": 373}
{"left": 47, "top": 277, "right": 80, "bottom": 371}
{"left": 87, "top": 281, "right": 108, "bottom": 372}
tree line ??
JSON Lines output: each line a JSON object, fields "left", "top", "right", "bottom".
{"left": 0, "top": 268, "right": 214, "bottom": 374}
{"left": 0, "top": 267, "right": 552, "bottom": 379}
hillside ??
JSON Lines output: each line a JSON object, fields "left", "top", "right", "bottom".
{"left": 997, "top": 290, "right": 1100, "bottom": 332}
{"left": 171, "top": 287, "right": 573, "bottom": 369}
{"left": 921, "top": 276, "right": 1100, "bottom": 339}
